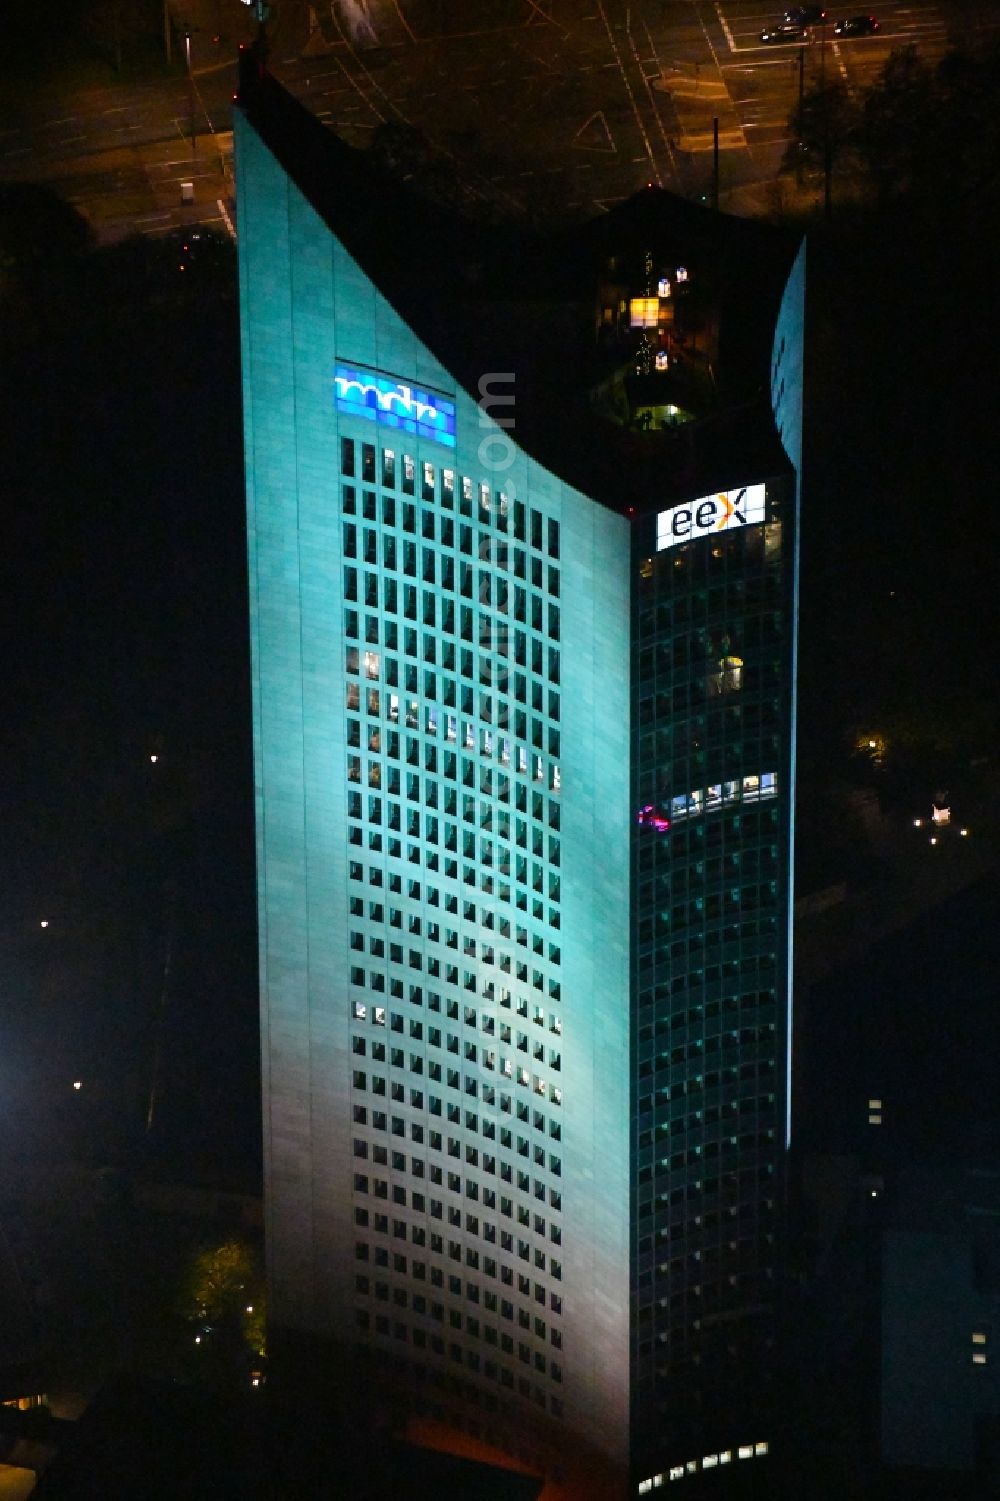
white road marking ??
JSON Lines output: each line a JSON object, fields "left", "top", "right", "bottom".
{"left": 715, "top": 2, "right": 737, "bottom": 52}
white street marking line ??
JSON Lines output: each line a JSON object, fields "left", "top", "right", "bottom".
{"left": 595, "top": 0, "right": 661, "bottom": 183}
{"left": 217, "top": 197, "right": 236, "bottom": 239}
{"left": 715, "top": 1, "right": 736, "bottom": 52}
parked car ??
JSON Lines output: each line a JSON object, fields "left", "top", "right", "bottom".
{"left": 761, "top": 20, "right": 807, "bottom": 42}
{"left": 784, "top": 5, "right": 828, "bottom": 22}
{"left": 834, "top": 14, "right": 879, "bottom": 34}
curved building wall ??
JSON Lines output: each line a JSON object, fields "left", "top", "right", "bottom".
{"left": 235, "top": 111, "right": 631, "bottom": 1485}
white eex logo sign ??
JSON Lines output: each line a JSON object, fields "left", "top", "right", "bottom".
{"left": 656, "top": 483, "right": 766, "bottom": 552}
{"left": 334, "top": 366, "right": 457, "bottom": 447}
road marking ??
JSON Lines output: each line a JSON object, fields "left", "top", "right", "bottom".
{"left": 628, "top": 13, "right": 678, "bottom": 185}
{"left": 573, "top": 110, "right": 617, "bottom": 153}
{"left": 217, "top": 196, "right": 236, "bottom": 239}
{"left": 723, "top": 57, "right": 802, "bottom": 69}
{"left": 715, "top": 2, "right": 736, "bottom": 52}
{"left": 831, "top": 40, "right": 850, "bottom": 88}
{"left": 595, "top": 0, "right": 660, "bottom": 183}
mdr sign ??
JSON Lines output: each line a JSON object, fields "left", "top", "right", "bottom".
{"left": 656, "top": 484, "right": 766, "bottom": 552}
{"left": 334, "top": 366, "right": 457, "bottom": 449}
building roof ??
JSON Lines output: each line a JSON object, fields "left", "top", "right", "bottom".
{"left": 235, "top": 51, "right": 796, "bottom": 513}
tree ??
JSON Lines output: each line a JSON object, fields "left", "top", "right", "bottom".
{"left": 782, "top": 80, "right": 859, "bottom": 217}
{"left": 181, "top": 1239, "right": 266, "bottom": 1387}
{"left": 852, "top": 44, "right": 935, "bottom": 201}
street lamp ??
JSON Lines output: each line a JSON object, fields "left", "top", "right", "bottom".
{"left": 184, "top": 30, "right": 196, "bottom": 157}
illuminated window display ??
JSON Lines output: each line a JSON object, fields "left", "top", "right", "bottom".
{"left": 236, "top": 60, "right": 803, "bottom": 1501}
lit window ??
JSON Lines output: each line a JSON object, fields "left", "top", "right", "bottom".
{"left": 738, "top": 1446, "right": 753, "bottom": 1460}
{"left": 754, "top": 1442, "right": 768, "bottom": 1456}
{"left": 973, "top": 1353, "right": 987, "bottom": 1365}
{"left": 629, "top": 297, "right": 660, "bottom": 328}
{"left": 702, "top": 1454, "right": 718, "bottom": 1469}
{"left": 972, "top": 1332, "right": 987, "bottom": 1345}
{"left": 669, "top": 1467, "right": 684, "bottom": 1481}
{"left": 708, "top": 655, "right": 743, "bottom": 696}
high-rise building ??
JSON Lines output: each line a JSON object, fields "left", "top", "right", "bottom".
{"left": 236, "top": 60, "right": 804, "bottom": 1500}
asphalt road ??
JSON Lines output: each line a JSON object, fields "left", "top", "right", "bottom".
{"left": 0, "top": 0, "right": 990, "bottom": 240}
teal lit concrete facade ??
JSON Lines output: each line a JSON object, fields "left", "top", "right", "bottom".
{"left": 236, "top": 70, "right": 803, "bottom": 1499}
{"left": 236, "top": 106, "right": 632, "bottom": 1484}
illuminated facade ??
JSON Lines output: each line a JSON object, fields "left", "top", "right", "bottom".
{"left": 236, "top": 63, "right": 803, "bottom": 1499}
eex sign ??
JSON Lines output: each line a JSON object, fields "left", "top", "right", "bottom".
{"left": 656, "top": 483, "right": 766, "bottom": 552}
{"left": 334, "top": 367, "right": 457, "bottom": 448}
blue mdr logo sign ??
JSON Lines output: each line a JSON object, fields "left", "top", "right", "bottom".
{"left": 334, "top": 366, "right": 456, "bottom": 449}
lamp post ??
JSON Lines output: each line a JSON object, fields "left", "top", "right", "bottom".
{"left": 184, "top": 29, "right": 195, "bottom": 156}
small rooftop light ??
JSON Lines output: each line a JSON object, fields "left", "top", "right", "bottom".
{"left": 73, "top": 1081, "right": 82, "bottom": 1091}
{"left": 150, "top": 754, "right": 159, "bottom": 764}
{"left": 960, "top": 828, "right": 969, "bottom": 837}
{"left": 929, "top": 836, "right": 937, "bottom": 846}
{"left": 913, "top": 818, "right": 922, "bottom": 828}
{"left": 40, "top": 919, "right": 49, "bottom": 929}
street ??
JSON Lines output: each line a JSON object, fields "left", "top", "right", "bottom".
{"left": 0, "top": 0, "right": 990, "bottom": 238}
